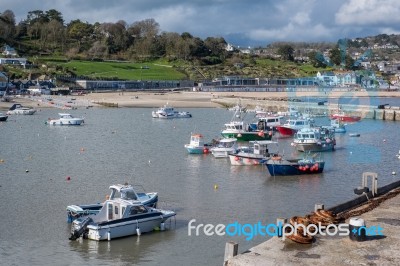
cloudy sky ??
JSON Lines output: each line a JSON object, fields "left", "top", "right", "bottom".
{"left": 3, "top": 0, "right": 400, "bottom": 47}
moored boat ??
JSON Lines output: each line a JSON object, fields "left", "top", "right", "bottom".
{"left": 6, "top": 103, "right": 36, "bottom": 115}
{"left": 220, "top": 110, "right": 273, "bottom": 141}
{"left": 45, "top": 113, "right": 84, "bottom": 125}
{"left": 276, "top": 118, "right": 313, "bottom": 136}
{"left": 152, "top": 105, "right": 191, "bottom": 118}
{"left": 69, "top": 200, "right": 175, "bottom": 241}
{"left": 265, "top": 154, "right": 325, "bottom": 176}
{"left": 228, "top": 140, "right": 278, "bottom": 166}
{"left": 293, "top": 127, "right": 336, "bottom": 152}
{"left": 330, "top": 111, "right": 361, "bottom": 122}
{"left": 184, "top": 133, "right": 212, "bottom": 154}
{"left": 66, "top": 184, "right": 158, "bottom": 223}
{"left": 210, "top": 138, "right": 238, "bottom": 158}
{"left": 330, "top": 119, "right": 346, "bottom": 133}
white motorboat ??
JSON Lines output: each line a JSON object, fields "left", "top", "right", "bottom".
{"left": 210, "top": 138, "right": 238, "bottom": 158}
{"left": 6, "top": 103, "right": 36, "bottom": 115}
{"left": 66, "top": 184, "right": 158, "bottom": 223}
{"left": 69, "top": 200, "right": 175, "bottom": 241}
{"left": 228, "top": 140, "right": 278, "bottom": 165}
{"left": 46, "top": 113, "right": 84, "bottom": 125}
{"left": 152, "top": 105, "right": 192, "bottom": 118}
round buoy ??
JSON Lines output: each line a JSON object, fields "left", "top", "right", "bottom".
{"left": 25, "top": 169, "right": 29, "bottom": 173}
{"left": 383, "top": 139, "right": 386, "bottom": 142}
{"left": 203, "top": 148, "right": 209, "bottom": 154}
{"left": 392, "top": 171, "right": 396, "bottom": 175}
{"left": 214, "top": 184, "right": 218, "bottom": 190}
{"left": 0, "top": 159, "right": 4, "bottom": 163}
{"left": 234, "top": 156, "right": 240, "bottom": 161}
{"left": 80, "top": 148, "right": 85, "bottom": 152}
{"left": 66, "top": 176, "right": 71, "bottom": 181}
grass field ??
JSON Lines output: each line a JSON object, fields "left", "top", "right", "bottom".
{"left": 55, "top": 60, "right": 188, "bottom": 80}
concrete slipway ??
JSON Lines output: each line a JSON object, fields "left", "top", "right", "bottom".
{"left": 226, "top": 187, "right": 400, "bottom": 266}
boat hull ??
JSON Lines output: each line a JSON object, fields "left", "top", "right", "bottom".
{"left": 265, "top": 160, "right": 325, "bottom": 176}
{"left": 185, "top": 145, "right": 209, "bottom": 154}
{"left": 7, "top": 109, "right": 36, "bottom": 115}
{"left": 295, "top": 142, "right": 335, "bottom": 152}
{"left": 276, "top": 126, "right": 297, "bottom": 136}
{"left": 330, "top": 115, "right": 361, "bottom": 122}
{"left": 228, "top": 154, "right": 266, "bottom": 166}
{"left": 220, "top": 132, "right": 272, "bottom": 141}
{"left": 47, "top": 119, "right": 84, "bottom": 125}
{"left": 0, "top": 116, "right": 8, "bottom": 121}
{"left": 85, "top": 210, "right": 175, "bottom": 241}
{"left": 210, "top": 148, "right": 236, "bottom": 158}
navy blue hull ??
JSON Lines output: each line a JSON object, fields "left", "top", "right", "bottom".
{"left": 266, "top": 162, "right": 324, "bottom": 176}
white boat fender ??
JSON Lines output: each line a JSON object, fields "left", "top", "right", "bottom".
{"left": 107, "top": 231, "right": 111, "bottom": 241}
{"left": 136, "top": 220, "right": 141, "bottom": 236}
{"left": 160, "top": 222, "right": 165, "bottom": 231}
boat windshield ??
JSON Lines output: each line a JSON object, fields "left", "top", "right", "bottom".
{"left": 111, "top": 189, "right": 138, "bottom": 200}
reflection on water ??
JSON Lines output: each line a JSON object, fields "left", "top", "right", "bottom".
{"left": 1, "top": 107, "right": 399, "bottom": 265}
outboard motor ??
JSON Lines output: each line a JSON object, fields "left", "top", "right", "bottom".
{"left": 69, "top": 217, "right": 92, "bottom": 240}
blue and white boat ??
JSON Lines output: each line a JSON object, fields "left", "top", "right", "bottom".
{"left": 184, "top": 133, "right": 211, "bottom": 154}
{"left": 66, "top": 184, "right": 158, "bottom": 223}
{"left": 330, "top": 119, "right": 346, "bottom": 133}
{"left": 265, "top": 154, "right": 325, "bottom": 176}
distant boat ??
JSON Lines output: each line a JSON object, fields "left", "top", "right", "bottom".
{"left": 45, "top": 113, "right": 84, "bottom": 126}
{"left": 330, "top": 119, "right": 346, "bottom": 133}
{"left": 6, "top": 103, "right": 36, "bottom": 115}
{"left": 349, "top": 133, "right": 361, "bottom": 137}
{"left": 265, "top": 154, "right": 325, "bottom": 176}
{"left": 152, "top": 105, "right": 192, "bottom": 118}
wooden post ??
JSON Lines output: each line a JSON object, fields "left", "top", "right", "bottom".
{"left": 315, "top": 204, "right": 324, "bottom": 212}
{"left": 224, "top": 241, "right": 238, "bottom": 264}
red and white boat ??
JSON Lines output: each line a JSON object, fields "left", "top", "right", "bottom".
{"left": 330, "top": 112, "right": 361, "bottom": 122}
{"left": 276, "top": 118, "right": 313, "bottom": 136}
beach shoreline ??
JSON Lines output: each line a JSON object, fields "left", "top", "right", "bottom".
{"left": 1, "top": 90, "right": 399, "bottom": 110}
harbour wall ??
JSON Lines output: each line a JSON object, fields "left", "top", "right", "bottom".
{"left": 211, "top": 98, "right": 400, "bottom": 121}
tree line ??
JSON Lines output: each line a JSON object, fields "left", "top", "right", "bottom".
{"left": 0, "top": 9, "right": 230, "bottom": 64}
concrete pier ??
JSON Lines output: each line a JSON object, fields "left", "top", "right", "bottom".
{"left": 226, "top": 187, "right": 400, "bottom": 265}
{"left": 212, "top": 98, "right": 400, "bottom": 121}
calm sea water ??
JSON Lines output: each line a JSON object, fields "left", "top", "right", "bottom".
{"left": 1, "top": 107, "right": 400, "bottom": 266}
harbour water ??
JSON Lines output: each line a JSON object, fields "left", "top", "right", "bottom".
{"left": 1, "top": 107, "right": 400, "bottom": 265}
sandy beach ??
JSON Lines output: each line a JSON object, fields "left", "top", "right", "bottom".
{"left": 1, "top": 90, "right": 399, "bottom": 111}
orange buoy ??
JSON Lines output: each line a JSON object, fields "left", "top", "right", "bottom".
{"left": 203, "top": 148, "right": 209, "bottom": 154}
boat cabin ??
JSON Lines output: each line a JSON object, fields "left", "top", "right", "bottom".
{"left": 249, "top": 140, "right": 278, "bottom": 156}
{"left": 189, "top": 134, "right": 205, "bottom": 146}
{"left": 109, "top": 184, "right": 149, "bottom": 201}
{"left": 224, "top": 121, "right": 245, "bottom": 131}
{"left": 92, "top": 199, "right": 150, "bottom": 222}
